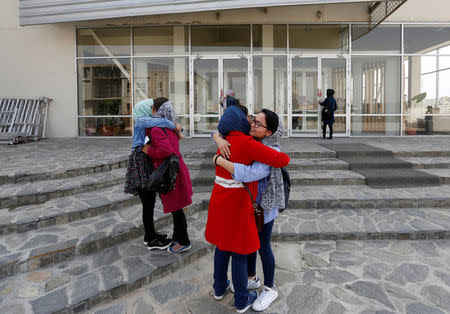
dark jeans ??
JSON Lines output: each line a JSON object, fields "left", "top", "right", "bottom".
{"left": 323, "top": 122, "right": 333, "bottom": 139}
{"left": 214, "top": 247, "right": 249, "bottom": 308}
{"left": 171, "top": 209, "right": 190, "bottom": 246}
{"left": 137, "top": 189, "right": 156, "bottom": 242}
{"left": 247, "top": 219, "right": 275, "bottom": 288}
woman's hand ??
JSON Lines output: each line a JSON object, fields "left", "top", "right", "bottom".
{"left": 213, "top": 133, "right": 231, "bottom": 159}
{"left": 175, "top": 123, "right": 184, "bottom": 140}
{"left": 142, "top": 144, "right": 150, "bottom": 154}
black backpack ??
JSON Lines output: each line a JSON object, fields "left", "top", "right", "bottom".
{"left": 279, "top": 167, "right": 291, "bottom": 212}
{"left": 145, "top": 128, "right": 180, "bottom": 194}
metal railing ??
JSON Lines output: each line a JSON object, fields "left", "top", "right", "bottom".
{"left": 0, "top": 97, "right": 52, "bottom": 143}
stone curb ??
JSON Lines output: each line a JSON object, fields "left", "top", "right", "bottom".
{"left": 286, "top": 198, "right": 450, "bottom": 209}
{"left": 0, "top": 201, "right": 208, "bottom": 279}
{"left": 0, "top": 170, "right": 127, "bottom": 209}
{"left": 0, "top": 159, "right": 128, "bottom": 185}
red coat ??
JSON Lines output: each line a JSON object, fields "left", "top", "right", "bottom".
{"left": 205, "top": 131, "right": 290, "bottom": 255}
{"left": 146, "top": 128, "right": 193, "bottom": 213}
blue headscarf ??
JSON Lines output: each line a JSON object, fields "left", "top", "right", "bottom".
{"left": 218, "top": 105, "right": 250, "bottom": 137}
{"left": 133, "top": 99, "right": 153, "bottom": 120}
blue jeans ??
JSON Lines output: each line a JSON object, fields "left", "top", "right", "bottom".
{"left": 213, "top": 247, "right": 249, "bottom": 308}
{"left": 247, "top": 219, "right": 275, "bottom": 287}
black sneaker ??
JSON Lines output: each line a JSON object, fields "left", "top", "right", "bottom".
{"left": 144, "top": 232, "right": 168, "bottom": 245}
{"left": 146, "top": 237, "right": 172, "bottom": 250}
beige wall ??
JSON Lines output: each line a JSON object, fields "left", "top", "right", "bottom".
{"left": 0, "top": 0, "right": 77, "bottom": 137}
{"left": 388, "top": 0, "right": 450, "bottom": 22}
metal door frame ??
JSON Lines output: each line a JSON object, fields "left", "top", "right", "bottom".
{"left": 189, "top": 54, "right": 251, "bottom": 137}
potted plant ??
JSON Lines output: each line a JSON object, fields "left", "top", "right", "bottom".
{"left": 98, "top": 100, "right": 120, "bottom": 136}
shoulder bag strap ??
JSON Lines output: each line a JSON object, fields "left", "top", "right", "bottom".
{"left": 243, "top": 183, "right": 258, "bottom": 210}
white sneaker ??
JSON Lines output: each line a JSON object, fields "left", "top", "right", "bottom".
{"left": 230, "top": 276, "right": 261, "bottom": 293}
{"left": 252, "top": 285, "right": 278, "bottom": 312}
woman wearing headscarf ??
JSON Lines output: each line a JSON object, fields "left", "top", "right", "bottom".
{"left": 142, "top": 97, "right": 193, "bottom": 253}
{"left": 205, "top": 106, "right": 290, "bottom": 313}
{"left": 124, "top": 98, "right": 180, "bottom": 250}
{"left": 214, "top": 110, "right": 284, "bottom": 312}
{"left": 320, "top": 89, "right": 337, "bottom": 139}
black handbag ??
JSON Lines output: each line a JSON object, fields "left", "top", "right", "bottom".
{"left": 146, "top": 154, "right": 180, "bottom": 194}
{"left": 279, "top": 167, "right": 291, "bottom": 213}
{"left": 243, "top": 183, "right": 264, "bottom": 233}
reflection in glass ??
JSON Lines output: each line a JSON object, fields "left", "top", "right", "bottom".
{"left": 351, "top": 24, "right": 400, "bottom": 53}
{"left": 321, "top": 58, "right": 346, "bottom": 114}
{"left": 253, "top": 56, "right": 287, "bottom": 114}
{"left": 291, "top": 116, "right": 318, "bottom": 134}
{"left": 77, "top": 28, "right": 130, "bottom": 57}
{"left": 191, "top": 25, "right": 250, "bottom": 53}
{"left": 77, "top": 59, "right": 131, "bottom": 116}
{"left": 404, "top": 56, "right": 450, "bottom": 115}
{"left": 404, "top": 25, "right": 450, "bottom": 54}
{"left": 352, "top": 56, "right": 401, "bottom": 115}
{"left": 252, "top": 25, "right": 287, "bottom": 53}
{"left": 289, "top": 25, "right": 348, "bottom": 52}
{"left": 194, "top": 59, "right": 219, "bottom": 115}
{"left": 404, "top": 115, "right": 450, "bottom": 135}
{"left": 79, "top": 117, "right": 132, "bottom": 136}
{"left": 351, "top": 116, "right": 400, "bottom": 136}
{"left": 133, "top": 26, "right": 188, "bottom": 55}
{"left": 134, "top": 58, "right": 189, "bottom": 115}
{"left": 292, "top": 58, "right": 318, "bottom": 114}
{"left": 223, "top": 59, "right": 248, "bottom": 107}
{"left": 194, "top": 117, "right": 220, "bottom": 135}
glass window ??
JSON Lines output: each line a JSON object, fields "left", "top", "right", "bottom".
{"left": 77, "top": 58, "right": 131, "bottom": 117}
{"left": 79, "top": 117, "right": 132, "bottom": 136}
{"left": 404, "top": 25, "right": 450, "bottom": 54}
{"left": 351, "top": 24, "right": 401, "bottom": 53}
{"left": 133, "top": 26, "right": 188, "bottom": 55}
{"left": 134, "top": 58, "right": 189, "bottom": 115}
{"left": 191, "top": 25, "right": 250, "bottom": 53}
{"left": 404, "top": 115, "right": 450, "bottom": 135}
{"left": 403, "top": 56, "right": 450, "bottom": 114}
{"left": 321, "top": 58, "right": 347, "bottom": 114}
{"left": 352, "top": 56, "right": 401, "bottom": 114}
{"left": 194, "top": 59, "right": 219, "bottom": 114}
{"left": 252, "top": 25, "right": 287, "bottom": 53}
{"left": 291, "top": 116, "right": 318, "bottom": 135}
{"left": 289, "top": 25, "right": 348, "bottom": 52}
{"left": 77, "top": 28, "right": 131, "bottom": 57}
{"left": 253, "top": 56, "right": 287, "bottom": 114}
{"left": 351, "top": 116, "right": 400, "bottom": 136}
{"left": 291, "top": 57, "right": 318, "bottom": 115}
{"left": 223, "top": 58, "right": 248, "bottom": 107}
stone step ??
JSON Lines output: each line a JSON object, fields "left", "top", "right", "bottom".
{"left": 0, "top": 168, "right": 127, "bottom": 209}
{"left": 418, "top": 168, "right": 450, "bottom": 185}
{"left": 181, "top": 150, "right": 336, "bottom": 159}
{"left": 0, "top": 210, "right": 212, "bottom": 314}
{"left": 285, "top": 184, "right": 450, "bottom": 209}
{"left": 402, "top": 156, "right": 450, "bottom": 169}
{"left": 0, "top": 194, "right": 208, "bottom": 278}
{"left": 0, "top": 156, "right": 128, "bottom": 185}
{"left": 185, "top": 157, "right": 349, "bottom": 171}
{"left": 342, "top": 156, "right": 413, "bottom": 170}
{"left": 189, "top": 169, "right": 365, "bottom": 186}
{"left": 0, "top": 185, "right": 138, "bottom": 235}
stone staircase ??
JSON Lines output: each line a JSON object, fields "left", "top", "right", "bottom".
{"left": 1, "top": 143, "right": 450, "bottom": 313}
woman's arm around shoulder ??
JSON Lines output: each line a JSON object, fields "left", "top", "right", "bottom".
{"left": 247, "top": 138, "right": 290, "bottom": 168}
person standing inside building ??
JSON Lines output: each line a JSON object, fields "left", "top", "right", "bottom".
{"left": 205, "top": 106, "right": 290, "bottom": 313}
{"left": 213, "top": 110, "right": 284, "bottom": 312}
{"left": 124, "top": 98, "right": 181, "bottom": 250}
{"left": 425, "top": 105, "right": 434, "bottom": 135}
{"left": 320, "top": 89, "right": 337, "bottom": 139}
{"left": 142, "top": 97, "right": 193, "bottom": 253}
{"left": 221, "top": 89, "right": 239, "bottom": 110}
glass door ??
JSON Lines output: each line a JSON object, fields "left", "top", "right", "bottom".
{"left": 290, "top": 57, "right": 320, "bottom": 136}
{"left": 191, "top": 56, "right": 249, "bottom": 136}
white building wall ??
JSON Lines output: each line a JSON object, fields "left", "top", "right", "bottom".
{"left": 0, "top": 0, "right": 77, "bottom": 138}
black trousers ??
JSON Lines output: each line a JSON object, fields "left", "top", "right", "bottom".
{"left": 137, "top": 189, "right": 156, "bottom": 241}
{"left": 171, "top": 209, "right": 190, "bottom": 246}
{"left": 323, "top": 122, "right": 333, "bottom": 139}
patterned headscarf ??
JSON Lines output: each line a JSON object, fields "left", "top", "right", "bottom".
{"left": 260, "top": 117, "right": 286, "bottom": 212}
{"left": 132, "top": 99, "right": 153, "bottom": 119}
{"left": 153, "top": 101, "right": 176, "bottom": 121}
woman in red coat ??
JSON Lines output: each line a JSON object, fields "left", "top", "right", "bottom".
{"left": 205, "top": 106, "right": 290, "bottom": 312}
{"left": 143, "top": 98, "right": 193, "bottom": 253}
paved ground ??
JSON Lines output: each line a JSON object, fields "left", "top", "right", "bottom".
{"left": 89, "top": 238, "right": 450, "bottom": 314}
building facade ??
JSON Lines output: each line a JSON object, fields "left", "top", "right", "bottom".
{"left": 2, "top": 0, "right": 450, "bottom": 137}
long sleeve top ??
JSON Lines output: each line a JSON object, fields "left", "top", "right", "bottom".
{"left": 131, "top": 116, "right": 175, "bottom": 150}
{"left": 233, "top": 147, "right": 280, "bottom": 224}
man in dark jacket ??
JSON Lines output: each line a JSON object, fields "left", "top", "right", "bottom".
{"left": 320, "top": 89, "right": 337, "bottom": 139}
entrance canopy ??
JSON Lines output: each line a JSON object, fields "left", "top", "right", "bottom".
{"left": 19, "top": 0, "right": 406, "bottom": 26}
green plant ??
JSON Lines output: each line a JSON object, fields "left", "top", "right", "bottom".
{"left": 411, "top": 92, "right": 427, "bottom": 109}
{"left": 101, "top": 100, "right": 120, "bottom": 126}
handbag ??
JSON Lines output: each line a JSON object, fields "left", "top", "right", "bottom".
{"left": 146, "top": 154, "right": 180, "bottom": 194}
{"left": 279, "top": 167, "right": 291, "bottom": 213}
{"left": 243, "top": 183, "right": 264, "bottom": 232}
